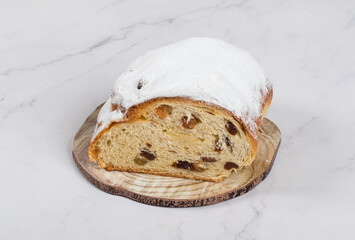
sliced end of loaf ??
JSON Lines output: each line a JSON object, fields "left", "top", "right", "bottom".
{"left": 89, "top": 98, "right": 257, "bottom": 182}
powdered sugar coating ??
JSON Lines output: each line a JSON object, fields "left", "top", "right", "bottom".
{"left": 92, "top": 38, "right": 272, "bottom": 140}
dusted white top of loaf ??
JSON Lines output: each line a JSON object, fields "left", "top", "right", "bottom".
{"left": 93, "top": 38, "right": 271, "bottom": 139}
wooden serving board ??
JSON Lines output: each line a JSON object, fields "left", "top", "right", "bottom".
{"left": 72, "top": 104, "right": 281, "bottom": 207}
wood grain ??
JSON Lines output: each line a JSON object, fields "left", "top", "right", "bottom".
{"left": 72, "top": 104, "right": 281, "bottom": 207}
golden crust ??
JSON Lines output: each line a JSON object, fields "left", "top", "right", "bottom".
{"left": 89, "top": 88, "right": 273, "bottom": 180}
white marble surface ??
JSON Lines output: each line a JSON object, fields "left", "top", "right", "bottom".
{"left": 1, "top": 0, "right": 354, "bottom": 239}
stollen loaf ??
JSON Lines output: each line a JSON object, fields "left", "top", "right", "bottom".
{"left": 88, "top": 38, "right": 273, "bottom": 182}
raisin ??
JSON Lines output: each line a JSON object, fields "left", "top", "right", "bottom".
{"left": 137, "top": 80, "right": 144, "bottom": 89}
{"left": 225, "top": 121, "right": 238, "bottom": 135}
{"left": 146, "top": 143, "right": 152, "bottom": 148}
{"left": 111, "top": 102, "right": 118, "bottom": 111}
{"left": 181, "top": 116, "right": 197, "bottom": 129}
{"left": 173, "top": 161, "right": 195, "bottom": 170}
{"left": 224, "top": 162, "right": 239, "bottom": 170}
{"left": 118, "top": 104, "right": 127, "bottom": 113}
{"left": 111, "top": 102, "right": 126, "bottom": 113}
{"left": 140, "top": 149, "right": 156, "bottom": 160}
{"left": 154, "top": 107, "right": 168, "bottom": 119}
{"left": 225, "top": 137, "right": 233, "bottom": 147}
{"left": 134, "top": 156, "right": 148, "bottom": 165}
{"left": 201, "top": 157, "right": 218, "bottom": 162}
